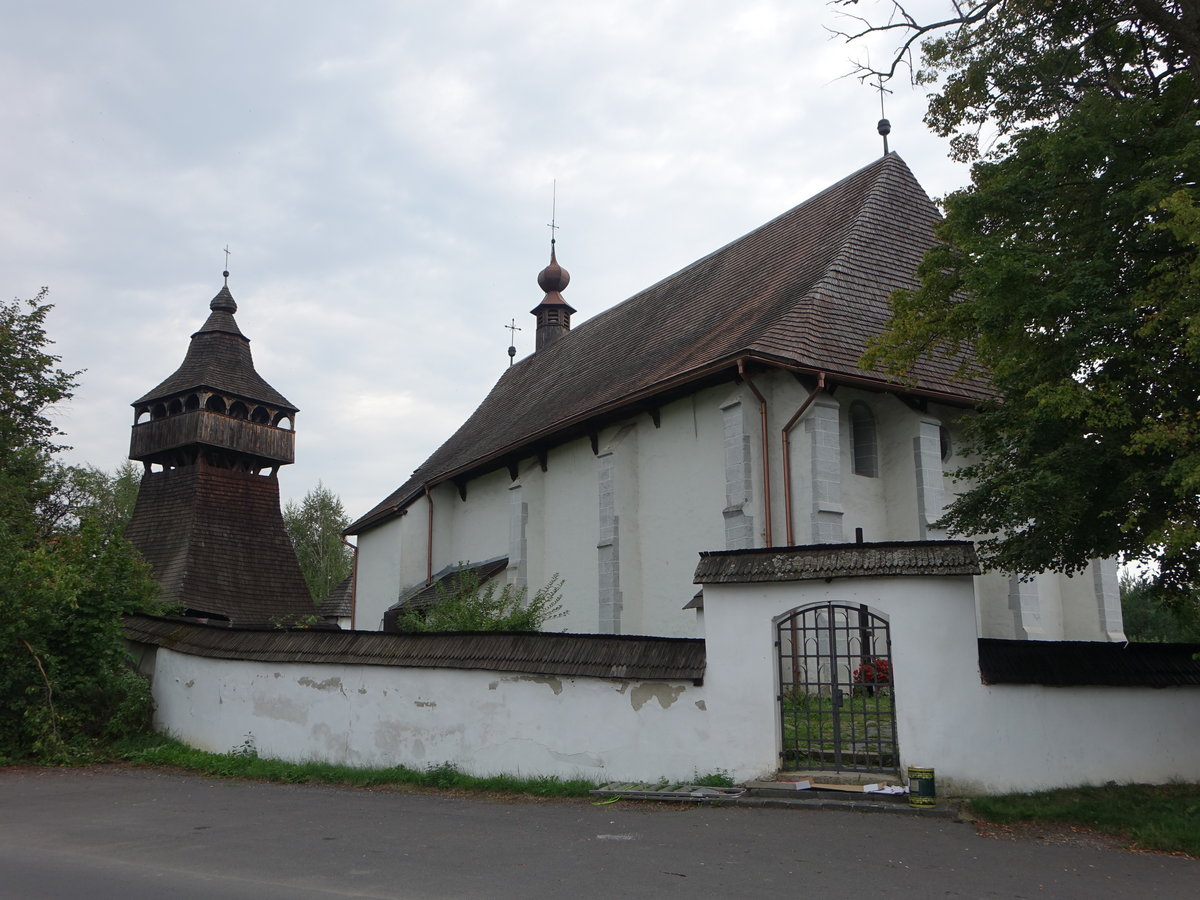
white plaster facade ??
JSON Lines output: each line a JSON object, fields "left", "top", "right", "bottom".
{"left": 353, "top": 368, "right": 1123, "bottom": 644}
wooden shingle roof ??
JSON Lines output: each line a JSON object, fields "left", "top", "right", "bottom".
{"left": 349, "top": 154, "right": 990, "bottom": 534}
{"left": 134, "top": 285, "right": 296, "bottom": 411}
{"left": 124, "top": 466, "right": 317, "bottom": 625}
{"left": 978, "top": 639, "right": 1200, "bottom": 687}
{"left": 318, "top": 574, "right": 355, "bottom": 619}
{"left": 124, "top": 614, "right": 706, "bottom": 682}
{"left": 693, "top": 541, "right": 981, "bottom": 585}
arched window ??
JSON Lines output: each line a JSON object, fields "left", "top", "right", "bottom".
{"left": 229, "top": 401, "right": 249, "bottom": 419}
{"left": 250, "top": 406, "right": 270, "bottom": 424}
{"left": 850, "top": 402, "right": 878, "bottom": 477}
{"left": 205, "top": 395, "right": 227, "bottom": 414}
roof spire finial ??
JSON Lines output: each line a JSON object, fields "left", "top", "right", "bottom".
{"left": 505, "top": 317, "right": 522, "bottom": 366}
{"left": 875, "top": 74, "right": 893, "bottom": 156}
{"left": 546, "top": 179, "right": 559, "bottom": 254}
{"left": 223, "top": 244, "right": 232, "bottom": 285}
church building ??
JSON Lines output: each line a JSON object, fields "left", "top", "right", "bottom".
{"left": 125, "top": 275, "right": 316, "bottom": 626}
{"left": 347, "top": 154, "right": 1124, "bottom": 642}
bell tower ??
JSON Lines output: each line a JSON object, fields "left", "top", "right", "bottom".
{"left": 124, "top": 273, "right": 315, "bottom": 625}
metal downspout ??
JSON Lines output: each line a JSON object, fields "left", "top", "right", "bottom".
{"left": 738, "top": 359, "right": 773, "bottom": 547}
{"left": 424, "top": 485, "right": 434, "bottom": 585}
{"left": 781, "top": 372, "right": 827, "bottom": 546}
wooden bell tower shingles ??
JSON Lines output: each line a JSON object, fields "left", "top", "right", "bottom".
{"left": 125, "top": 275, "right": 316, "bottom": 625}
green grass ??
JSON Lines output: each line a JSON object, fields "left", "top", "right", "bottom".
{"left": 969, "top": 782, "right": 1200, "bottom": 857}
{"left": 115, "top": 734, "right": 600, "bottom": 798}
{"left": 780, "top": 691, "right": 896, "bottom": 769}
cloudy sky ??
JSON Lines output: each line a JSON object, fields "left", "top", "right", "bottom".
{"left": 3, "top": 0, "right": 969, "bottom": 522}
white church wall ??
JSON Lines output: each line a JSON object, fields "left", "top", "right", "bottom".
{"left": 504, "top": 384, "right": 732, "bottom": 638}
{"left": 354, "top": 516, "right": 407, "bottom": 631}
{"left": 536, "top": 435, "right": 602, "bottom": 634}
{"left": 1033, "top": 571, "right": 1066, "bottom": 640}
{"left": 840, "top": 389, "right": 890, "bottom": 542}
{"left": 878, "top": 394, "right": 926, "bottom": 542}
{"left": 146, "top": 647, "right": 729, "bottom": 784}
{"left": 440, "top": 468, "right": 510, "bottom": 570}
{"left": 1059, "top": 560, "right": 1125, "bottom": 642}
{"left": 629, "top": 389, "right": 728, "bottom": 636}
{"left": 351, "top": 371, "right": 1121, "bottom": 643}
{"left": 975, "top": 571, "right": 1019, "bottom": 640}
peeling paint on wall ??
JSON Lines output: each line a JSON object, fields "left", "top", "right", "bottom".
{"left": 508, "top": 675, "right": 563, "bottom": 695}
{"left": 694, "top": 700, "right": 707, "bottom": 711}
{"left": 630, "top": 683, "right": 685, "bottom": 711}
{"left": 298, "top": 676, "right": 344, "bottom": 693}
{"left": 252, "top": 695, "right": 308, "bottom": 725}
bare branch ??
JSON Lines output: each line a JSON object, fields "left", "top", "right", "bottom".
{"left": 827, "top": 0, "right": 1004, "bottom": 83}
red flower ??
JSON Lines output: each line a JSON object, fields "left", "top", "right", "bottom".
{"left": 853, "top": 657, "right": 891, "bottom": 685}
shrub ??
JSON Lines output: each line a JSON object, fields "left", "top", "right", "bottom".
{"left": 394, "top": 568, "right": 565, "bottom": 633}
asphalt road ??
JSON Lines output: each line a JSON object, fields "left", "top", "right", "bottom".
{"left": 0, "top": 767, "right": 1194, "bottom": 899}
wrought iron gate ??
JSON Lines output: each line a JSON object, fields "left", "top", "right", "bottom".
{"left": 777, "top": 602, "right": 898, "bottom": 772}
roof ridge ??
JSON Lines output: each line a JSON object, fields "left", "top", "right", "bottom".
{"left": 575, "top": 155, "right": 899, "bottom": 323}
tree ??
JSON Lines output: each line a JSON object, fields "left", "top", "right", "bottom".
{"left": 283, "top": 481, "right": 352, "bottom": 604}
{"left": 0, "top": 289, "right": 161, "bottom": 762}
{"left": 838, "top": 2, "right": 1200, "bottom": 598}
{"left": 0, "top": 288, "right": 80, "bottom": 538}
{"left": 69, "top": 461, "right": 142, "bottom": 537}
{"left": 1121, "top": 571, "right": 1200, "bottom": 642}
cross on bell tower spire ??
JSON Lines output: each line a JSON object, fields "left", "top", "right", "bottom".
{"left": 530, "top": 181, "right": 575, "bottom": 352}
{"left": 875, "top": 74, "right": 893, "bottom": 156}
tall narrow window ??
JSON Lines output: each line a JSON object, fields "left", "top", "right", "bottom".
{"left": 850, "top": 402, "right": 878, "bottom": 477}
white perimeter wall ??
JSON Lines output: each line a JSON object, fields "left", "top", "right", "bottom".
{"left": 140, "top": 568, "right": 1198, "bottom": 793}
{"left": 704, "top": 576, "right": 1200, "bottom": 794}
{"left": 144, "top": 646, "right": 766, "bottom": 784}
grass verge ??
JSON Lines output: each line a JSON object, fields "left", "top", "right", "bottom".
{"left": 968, "top": 782, "right": 1200, "bottom": 857}
{"left": 115, "top": 734, "right": 599, "bottom": 798}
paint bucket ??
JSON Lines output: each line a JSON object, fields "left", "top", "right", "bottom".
{"left": 908, "top": 766, "right": 936, "bottom": 807}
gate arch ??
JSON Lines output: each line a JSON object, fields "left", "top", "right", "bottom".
{"left": 776, "top": 602, "right": 898, "bottom": 772}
